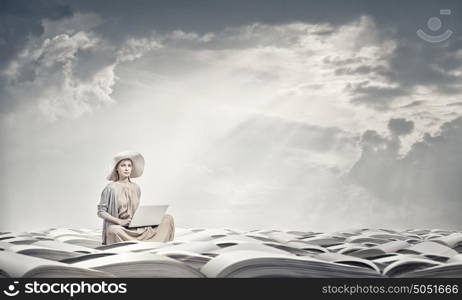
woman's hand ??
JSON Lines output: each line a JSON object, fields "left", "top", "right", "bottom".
{"left": 118, "top": 218, "right": 131, "bottom": 226}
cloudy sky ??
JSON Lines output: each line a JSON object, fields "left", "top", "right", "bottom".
{"left": 1, "top": 0, "right": 461, "bottom": 233}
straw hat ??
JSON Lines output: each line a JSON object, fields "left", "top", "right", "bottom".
{"left": 106, "top": 150, "right": 145, "bottom": 181}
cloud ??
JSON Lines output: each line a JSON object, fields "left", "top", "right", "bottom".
{"left": 0, "top": 25, "right": 164, "bottom": 122}
{"left": 397, "top": 100, "right": 426, "bottom": 109}
{"left": 348, "top": 82, "right": 409, "bottom": 110}
{"left": 447, "top": 102, "right": 462, "bottom": 107}
{"left": 347, "top": 116, "right": 462, "bottom": 228}
{"left": 2, "top": 31, "right": 116, "bottom": 121}
{"left": 116, "top": 37, "right": 162, "bottom": 63}
{"left": 0, "top": 0, "right": 73, "bottom": 115}
{"left": 200, "top": 113, "right": 360, "bottom": 172}
{"left": 1, "top": 8, "right": 461, "bottom": 153}
{"left": 388, "top": 118, "right": 414, "bottom": 136}
{"left": 0, "top": 0, "right": 73, "bottom": 70}
{"left": 166, "top": 113, "right": 395, "bottom": 230}
{"left": 345, "top": 35, "right": 462, "bottom": 108}
{"left": 3, "top": 7, "right": 460, "bottom": 131}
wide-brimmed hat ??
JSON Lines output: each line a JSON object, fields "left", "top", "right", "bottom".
{"left": 106, "top": 150, "right": 145, "bottom": 181}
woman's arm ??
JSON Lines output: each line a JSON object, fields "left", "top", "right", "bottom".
{"left": 97, "top": 185, "right": 131, "bottom": 226}
{"left": 99, "top": 211, "right": 130, "bottom": 226}
{"left": 103, "top": 215, "right": 119, "bottom": 224}
{"left": 105, "top": 214, "right": 130, "bottom": 225}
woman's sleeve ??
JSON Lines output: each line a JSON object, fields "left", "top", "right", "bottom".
{"left": 97, "top": 185, "right": 111, "bottom": 219}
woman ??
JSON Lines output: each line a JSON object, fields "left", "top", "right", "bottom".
{"left": 97, "top": 150, "right": 175, "bottom": 245}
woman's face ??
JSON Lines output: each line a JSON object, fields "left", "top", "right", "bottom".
{"left": 116, "top": 159, "right": 132, "bottom": 179}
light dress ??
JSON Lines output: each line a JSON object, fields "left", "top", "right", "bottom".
{"left": 105, "top": 181, "right": 174, "bottom": 244}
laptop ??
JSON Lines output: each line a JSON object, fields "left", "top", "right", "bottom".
{"left": 123, "top": 205, "right": 169, "bottom": 229}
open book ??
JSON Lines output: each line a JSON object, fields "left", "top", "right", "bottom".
{"left": 0, "top": 251, "right": 113, "bottom": 278}
{"left": 200, "top": 250, "right": 382, "bottom": 277}
{"left": 381, "top": 255, "right": 462, "bottom": 278}
{"left": 72, "top": 252, "right": 205, "bottom": 277}
{"left": 402, "top": 254, "right": 462, "bottom": 278}
{"left": 345, "top": 241, "right": 411, "bottom": 259}
{"left": 432, "top": 233, "right": 462, "bottom": 252}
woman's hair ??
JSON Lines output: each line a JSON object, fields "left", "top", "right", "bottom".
{"left": 115, "top": 158, "right": 133, "bottom": 182}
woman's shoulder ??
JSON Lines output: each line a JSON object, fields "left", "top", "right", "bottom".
{"left": 130, "top": 181, "right": 141, "bottom": 192}
{"left": 102, "top": 181, "right": 117, "bottom": 191}
{"left": 103, "top": 181, "right": 140, "bottom": 190}
{"left": 130, "top": 181, "right": 140, "bottom": 187}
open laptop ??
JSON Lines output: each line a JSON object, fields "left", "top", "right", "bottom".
{"left": 123, "top": 205, "right": 169, "bottom": 229}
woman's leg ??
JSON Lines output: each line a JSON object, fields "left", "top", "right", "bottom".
{"left": 151, "top": 214, "right": 175, "bottom": 242}
{"left": 106, "top": 224, "right": 135, "bottom": 244}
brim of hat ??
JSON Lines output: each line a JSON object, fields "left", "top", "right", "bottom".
{"left": 106, "top": 152, "right": 145, "bottom": 181}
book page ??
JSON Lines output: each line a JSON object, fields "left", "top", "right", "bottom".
{"left": 154, "top": 241, "right": 222, "bottom": 255}
{"left": 100, "top": 241, "right": 167, "bottom": 254}
{"left": 0, "top": 251, "right": 109, "bottom": 277}
{"left": 207, "top": 241, "right": 294, "bottom": 256}
{"left": 200, "top": 250, "right": 304, "bottom": 277}
{"left": 33, "top": 240, "right": 103, "bottom": 254}
{"left": 400, "top": 241, "right": 458, "bottom": 257}
{"left": 383, "top": 257, "right": 442, "bottom": 277}
{"left": 433, "top": 232, "right": 462, "bottom": 248}
{"left": 73, "top": 251, "right": 179, "bottom": 268}
{"left": 173, "top": 229, "right": 231, "bottom": 242}
{"left": 314, "top": 252, "right": 380, "bottom": 273}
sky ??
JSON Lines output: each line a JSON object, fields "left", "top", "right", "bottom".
{"left": 0, "top": 0, "right": 461, "bottom": 233}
